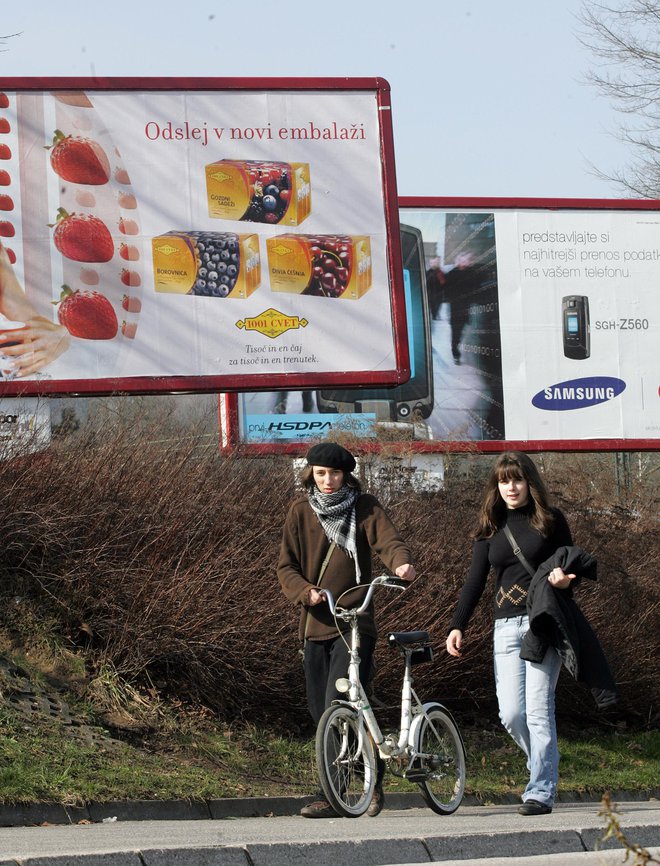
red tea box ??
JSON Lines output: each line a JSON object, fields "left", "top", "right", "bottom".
{"left": 205, "top": 160, "right": 311, "bottom": 225}
{"left": 266, "top": 234, "right": 372, "bottom": 299}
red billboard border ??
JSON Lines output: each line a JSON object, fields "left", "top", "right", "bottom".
{"left": 0, "top": 76, "right": 408, "bottom": 397}
{"left": 220, "top": 196, "right": 660, "bottom": 455}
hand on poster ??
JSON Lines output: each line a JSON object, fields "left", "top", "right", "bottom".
{"left": 0, "top": 241, "right": 70, "bottom": 378}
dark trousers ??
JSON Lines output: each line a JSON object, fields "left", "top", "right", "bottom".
{"left": 303, "top": 633, "right": 376, "bottom": 725}
{"left": 304, "top": 633, "right": 384, "bottom": 787}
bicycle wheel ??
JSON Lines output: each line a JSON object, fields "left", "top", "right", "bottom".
{"left": 316, "top": 704, "right": 376, "bottom": 818}
{"left": 413, "top": 704, "right": 466, "bottom": 815}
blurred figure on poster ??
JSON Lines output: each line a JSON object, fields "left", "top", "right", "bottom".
{"left": 278, "top": 441, "right": 415, "bottom": 819}
{"left": 0, "top": 241, "right": 70, "bottom": 379}
{"left": 273, "top": 389, "right": 316, "bottom": 414}
{"left": 425, "top": 256, "right": 446, "bottom": 321}
{"left": 443, "top": 250, "right": 477, "bottom": 364}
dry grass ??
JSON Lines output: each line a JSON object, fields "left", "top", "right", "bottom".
{"left": 1, "top": 403, "right": 658, "bottom": 731}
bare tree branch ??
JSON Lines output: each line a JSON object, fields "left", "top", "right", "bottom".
{"left": 578, "top": 0, "right": 660, "bottom": 196}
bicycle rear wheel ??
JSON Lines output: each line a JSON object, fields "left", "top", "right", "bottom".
{"left": 414, "top": 704, "right": 466, "bottom": 814}
{"left": 316, "top": 704, "right": 376, "bottom": 818}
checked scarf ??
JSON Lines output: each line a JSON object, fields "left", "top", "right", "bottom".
{"left": 307, "top": 485, "right": 361, "bottom": 582}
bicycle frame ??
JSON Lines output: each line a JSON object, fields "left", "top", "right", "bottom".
{"left": 326, "top": 577, "right": 422, "bottom": 759}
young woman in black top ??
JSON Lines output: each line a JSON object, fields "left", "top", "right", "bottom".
{"left": 446, "top": 452, "right": 575, "bottom": 816}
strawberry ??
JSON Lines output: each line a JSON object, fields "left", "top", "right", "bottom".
{"left": 119, "top": 243, "right": 139, "bottom": 261}
{"left": 51, "top": 208, "right": 114, "bottom": 263}
{"left": 5, "top": 247, "right": 16, "bottom": 264}
{"left": 121, "top": 320, "right": 137, "bottom": 339}
{"left": 0, "top": 119, "right": 10, "bottom": 134}
{"left": 118, "top": 192, "right": 137, "bottom": 209}
{"left": 75, "top": 190, "right": 96, "bottom": 208}
{"left": 53, "top": 92, "right": 93, "bottom": 107}
{"left": 79, "top": 268, "right": 99, "bottom": 286}
{"left": 121, "top": 293, "right": 141, "bottom": 312}
{"left": 0, "top": 196, "right": 13, "bottom": 211}
{"left": 0, "top": 170, "right": 10, "bottom": 186}
{"left": 114, "top": 167, "right": 131, "bottom": 184}
{"left": 48, "top": 129, "right": 110, "bottom": 185}
{"left": 0, "top": 144, "right": 12, "bottom": 160}
{"left": 0, "top": 93, "right": 9, "bottom": 109}
{"left": 121, "top": 269, "right": 141, "bottom": 288}
{"left": 56, "top": 285, "right": 118, "bottom": 340}
{"left": 0, "top": 221, "right": 15, "bottom": 237}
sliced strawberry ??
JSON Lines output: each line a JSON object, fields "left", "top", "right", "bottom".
{"left": 0, "top": 119, "right": 10, "bottom": 134}
{"left": 0, "top": 93, "right": 9, "bottom": 109}
{"left": 0, "top": 195, "right": 14, "bottom": 211}
{"left": 119, "top": 243, "right": 139, "bottom": 261}
{"left": 121, "top": 270, "right": 141, "bottom": 289}
{"left": 0, "top": 144, "right": 11, "bottom": 160}
{"left": 56, "top": 285, "right": 118, "bottom": 340}
{"left": 51, "top": 208, "right": 114, "bottom": 263}
{"left": 121, "top": 293, "right": 142, "bottom": 312}
{"left": 118, "top": 218, "right": 139, "bottom": 235}
{"left": 121, "top": 320, "right": 137, "bottom": 339}
{"left": 48, "top": 129, "right": 110, "bottom": 185}
{"left": 0, "top": 221, "right": 15, "bottom": 237}
{"left": 0, "top": 170, "right": 10, "bottom": 186}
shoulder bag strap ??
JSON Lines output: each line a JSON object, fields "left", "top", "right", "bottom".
{"left": 502, "top": 524, "right": 536, "bottom": 577}
{"left": 303, "top": 541, "right": 336, "bottom": 642}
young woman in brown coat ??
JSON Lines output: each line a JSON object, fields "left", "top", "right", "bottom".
{"left": 278, "top": 441, "right": 415, "bottom": 818}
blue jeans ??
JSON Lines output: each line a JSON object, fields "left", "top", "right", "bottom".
{"left": 493, "top": 615, "right": 561, "bottom": 806}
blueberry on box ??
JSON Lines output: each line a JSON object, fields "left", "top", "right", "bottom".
{"left": 152, "top": 230, "right": 261, "bottom": 298}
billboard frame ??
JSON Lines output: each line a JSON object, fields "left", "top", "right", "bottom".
{"left": 0, "top": 76, "right": 408, "bottom": 397}
{"left": 221, "top": 196, "right": 660, "bottom": 455}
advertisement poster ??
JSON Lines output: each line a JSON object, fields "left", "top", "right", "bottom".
{"left": 229, "top": 200, "right": 659, "bottom": 450}
{"left": 0, "top": 79, "right": 406, "bottom": 396}
{"left": 0, "top": 397, "right": 50, "bottom": 456}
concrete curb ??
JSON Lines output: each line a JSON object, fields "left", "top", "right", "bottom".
{"left": 1, "top": 825, "right": 659, "bottom": 866}
{"left": 0, "top": 789, "right": 657, "bottom": 828}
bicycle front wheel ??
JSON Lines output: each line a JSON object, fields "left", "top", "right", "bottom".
{"left": 316, "top": 704, "right": 376, "bottom": 818}
{"left": 414, "top": 705, "right": 466, "bottom": 815}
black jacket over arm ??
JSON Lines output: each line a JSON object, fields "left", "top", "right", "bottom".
{"left": 520, "top": 546, "right": 618, "bottom": 709}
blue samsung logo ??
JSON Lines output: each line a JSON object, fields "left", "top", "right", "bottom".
{"left": 532, "top": 377, "right": 626, "bottom": 411}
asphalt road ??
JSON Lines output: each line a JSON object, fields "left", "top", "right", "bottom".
{"left": 0, "top": 799, "right": 658, "bottom": 865}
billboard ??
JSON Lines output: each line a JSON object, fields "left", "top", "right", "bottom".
{"left": 224, "top": 198, "right": 660, "bottom": 452}
{"left": 0, "top": 78, "right": 407, "bottom": 396}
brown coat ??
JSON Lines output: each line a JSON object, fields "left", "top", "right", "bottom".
{"left": 277, "top": 492, "right": 413, "bottom": 641}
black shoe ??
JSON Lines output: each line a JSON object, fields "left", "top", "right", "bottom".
{"left": 366, "top": 784, "right": 384, "bottom": 817}
{"left": 300, "top": 798, "right": 337, "bottom": 818}
{"left": 518, "top": 799, "right": 552, "bottom": 816}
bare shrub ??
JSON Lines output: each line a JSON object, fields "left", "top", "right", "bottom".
{"left": 1, "top": 414, "right": 658, "bottom": 730}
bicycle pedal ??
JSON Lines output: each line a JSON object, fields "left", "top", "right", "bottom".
{"left": 403, "top": 768, "right": 428, "bottom": 782}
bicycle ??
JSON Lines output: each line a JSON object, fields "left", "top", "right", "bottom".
{"left": 315, "top": 575, "right": 466, "bottom": 818}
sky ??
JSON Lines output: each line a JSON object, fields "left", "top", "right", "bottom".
{"left": 2, "top": 0, "right": 633, "bottom": 201}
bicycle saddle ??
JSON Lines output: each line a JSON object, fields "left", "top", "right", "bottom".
{"left": 388, "top": 630, "right": 430, "bottom": 647}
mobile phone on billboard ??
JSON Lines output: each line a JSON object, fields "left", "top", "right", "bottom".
{"left": 316, "top": 224, "right": 433, "bottom": 420}
{"left": 562, "top": 295, "right": 590, "bottom": 360}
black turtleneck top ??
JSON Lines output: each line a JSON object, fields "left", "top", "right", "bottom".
{"left": 449, "top": 504, "right": 573, "bottom": 634}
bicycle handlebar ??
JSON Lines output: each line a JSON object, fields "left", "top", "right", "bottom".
{"left": 323, "top": 575, "right": 409, "bottom": 618}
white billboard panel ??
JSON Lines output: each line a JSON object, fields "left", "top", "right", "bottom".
{"left": 226, "top": 200, "right": 660, "bottom": 451}
{"left": 0, "top": 78, "right": 407, "bottom": 396}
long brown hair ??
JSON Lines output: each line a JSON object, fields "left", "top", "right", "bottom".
{"left": 300, "top": 465, "right": 362, "bottom": 492}
{"left": 474, "top": 451, "right": 555, "bottom": 539}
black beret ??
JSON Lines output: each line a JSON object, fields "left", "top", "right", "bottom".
{"left": 306, "top": 442, "right": 356, "bottom": 472}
